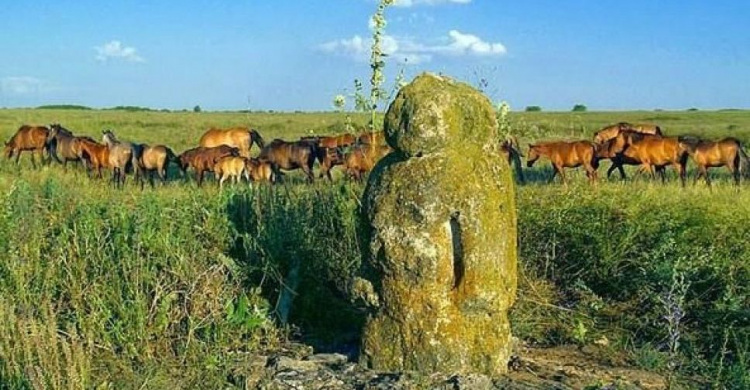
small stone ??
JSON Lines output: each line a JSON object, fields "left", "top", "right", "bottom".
{"left": 304, "top": 353, "right": 348, "bottom": 367}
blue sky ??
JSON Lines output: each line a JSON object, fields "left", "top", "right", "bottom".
{"left": 1, "top": 0, "right": 748, "bottom": 111}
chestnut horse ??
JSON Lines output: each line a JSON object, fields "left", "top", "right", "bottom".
{"left": 357, "top": 131, "right": 385, "bottom": 146}
{"left": 595, "top": 131, "right": 664, "bottom": 179}
{"left": 4, "top": 125, "right": 50, "bottom": 167}
{"left": 199, "top": 126, "right": 264, "bottom": 158}
{"left": 318, "top": 133, "right": 356, "bottom": 149}
{"left": 77, "top": 138, "right": 110, "bottom": 179}
{"left": 344, "top": 144, "right": 391, "bottom": 181}
{"left": 680, "top": 137, "right": 749, "bottom": 186}
{"left": 593, "top": 122, "right": 662, "bottom": 144}
{"left": 621, "top": 136, "right": 690, "bottom": 186}
{"left": 526, "top": 141, "right": 599, "bottom": 184}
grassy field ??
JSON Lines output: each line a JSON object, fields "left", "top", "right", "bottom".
{"left": 0, "top": 108, "right": 748, "bottom": 388}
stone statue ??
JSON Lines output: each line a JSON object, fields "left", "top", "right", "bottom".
{"left": 355, "top": 72, "right": 517, "bottom": 375}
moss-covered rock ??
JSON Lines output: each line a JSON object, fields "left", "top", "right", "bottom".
{"left": 358, "top": 73, "right": 517, "bottom": 375}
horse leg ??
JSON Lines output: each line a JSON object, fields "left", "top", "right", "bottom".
{"left": 15, "top": 150, "right": 22, "bottom": 165}
{"left": 699, "top": 166, "right": 710, "bottom": 187}
{"left": 548, "top": 164, "right": 558, "bottom": 183}
{"left": 197, "top": 170, "right": 204, "bottom": 187}
{"left": 675, "top": 164, "right": 686, "bottom": 187}
{"left": 30, "top": 151, "right": 38, "bottom": 169}
{"left": 727, "top": 162, "right": 740, "bottom": 186}
{"left": 558, "top": 165, "right": 567, "bottom": 185}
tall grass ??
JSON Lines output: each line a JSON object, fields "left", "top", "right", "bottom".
{"left": 0, "top": 170, "right": 279, "bottom": 388}
{"left": 0, "top": 109, "right": 748, "bottom": 388}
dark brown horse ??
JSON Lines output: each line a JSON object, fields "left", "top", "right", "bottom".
{"left": 177, "top": 145, "right": 239, "bottom": 186}
{"left": 344, "top": 144, "right": 391, "bottom": 181}
{"left": 4, "top": 125, "right": 50, "bottom": 167}
{"left": 680, "top": 137, "right": 749, "bottom": 186}
{"left": 199, "top": 126, "right": 264, "bottom": 158}
{"left": 621, "top": 136, "right": 690, "bottom": 186}
{"left": 259, "top": 139, "right": 317, "bottom": 182}
{"left": 526, "top": 141, "right": 599, "bottom": 184}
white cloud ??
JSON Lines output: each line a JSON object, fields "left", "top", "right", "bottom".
{"left": 318, "top": 29, "right": 505, "bottom": 64}
{"left": 439, "top": 30, "right": 507, "bottom": 56}
{"left": 393, "top": 0, "right": 471, "bottom": 7}
{"left": 0, "top": 77, "right": 49, "bottom": 95}
{"left": 94, "top": 40, "right": 145, "bottom": 63}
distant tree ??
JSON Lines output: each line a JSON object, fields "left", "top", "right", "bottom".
{"left": 36, "top": 104, "right": 92, "bottom": 110}
{"left": 525, "top": 106, "right": 542, "bottom": 112}
{"left": 572, "top": 104, "right": 587, "bottom": 112}
{"left": 193, "top": 105, "right": 202, "bottom": 113}
{"left": 686, "top": 108, "right": 699, "bottom": 112}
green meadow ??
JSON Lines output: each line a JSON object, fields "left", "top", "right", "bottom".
{"left": 0, "top": 108, "right": 748, "bottom": 388}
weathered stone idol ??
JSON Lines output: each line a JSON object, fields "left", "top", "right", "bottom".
{"left": 357, "top": 72, "right": 517, "bottom": 375}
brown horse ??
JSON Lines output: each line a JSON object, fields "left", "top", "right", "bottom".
{"left": 357, "top": 131, "right": 385, "bottom": 146}
{"left": 258, "top": 139, "right": 317, "bottom": 182}
{"left": 101, "top": 130, "right": 136, "bottom": 188}
{"left": 317, "top": 146, "right": 345, "bottom": 181}
{"left": 4, "top": 125, "right": 50, "bottom": 167}
{"left": 199, "top": 126, "right": 264, "bottom": 158}
{"left": 593, "top": 122, "right": 632, "bottom": 144}
{"left": 177, "top": 145, "right": 239, "bottom": 186}
{"left": 593, "top": 122, "right": 662, "bottom": 144}
{"left": 680, "top": 137, "right": 749, "bottom": 186}
{"left": 621, "top": 136, "right": 689, "bottom": 186}
{"left": 595, "top": 131, "right": 664, "bottom": 179}
{"left": 77, "top": 138, "right": 110, "bottom": 179}
{"left": 526, "top": 141, "right": 599, "bottom": 184}
{"left": 629, "top": 123, "right": 663, "bottom": 136}
{"left": 318, "top": 133, "right": 356, "bottom": 149}
{"left": 46, "top": 124, "right": 94, "bottom": 170}
{"left": 245, "top": 158, "right": 275, "bottom": 184}
{"left": 136, "top": 144, "right": 178, "bottom": 187}
{"left": 344, "top": 144, "right": 391, "bottom": 181}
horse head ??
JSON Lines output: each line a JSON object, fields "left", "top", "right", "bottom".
{"left": 251, "top": 128, "right": 265, "bottom": 149}
{"left": 526, "top": 145, "right": 541, "bottom": 167}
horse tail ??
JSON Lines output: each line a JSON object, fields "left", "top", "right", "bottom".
{"left": 165, "top": 146, "right": 179, "bottom": 165}
{"left": 738, "top": 143, "right": 750, "bottom": 178}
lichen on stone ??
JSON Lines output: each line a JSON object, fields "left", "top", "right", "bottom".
{"left": 358, "top": 72, "right": 518, "bottom": 375}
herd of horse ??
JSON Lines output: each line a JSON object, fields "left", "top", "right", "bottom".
{"left": 519, "top": 122, "right": 749, "bottom": 186}
{"left": 4, "top": 120, "right": 748, "bottom": 188}
{"left": 2, "top": 124, "right": 391, "bottom": 188}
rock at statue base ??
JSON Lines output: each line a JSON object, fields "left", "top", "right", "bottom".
{"left": 358, "top": 72, "right": 517, "bottom": 376}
